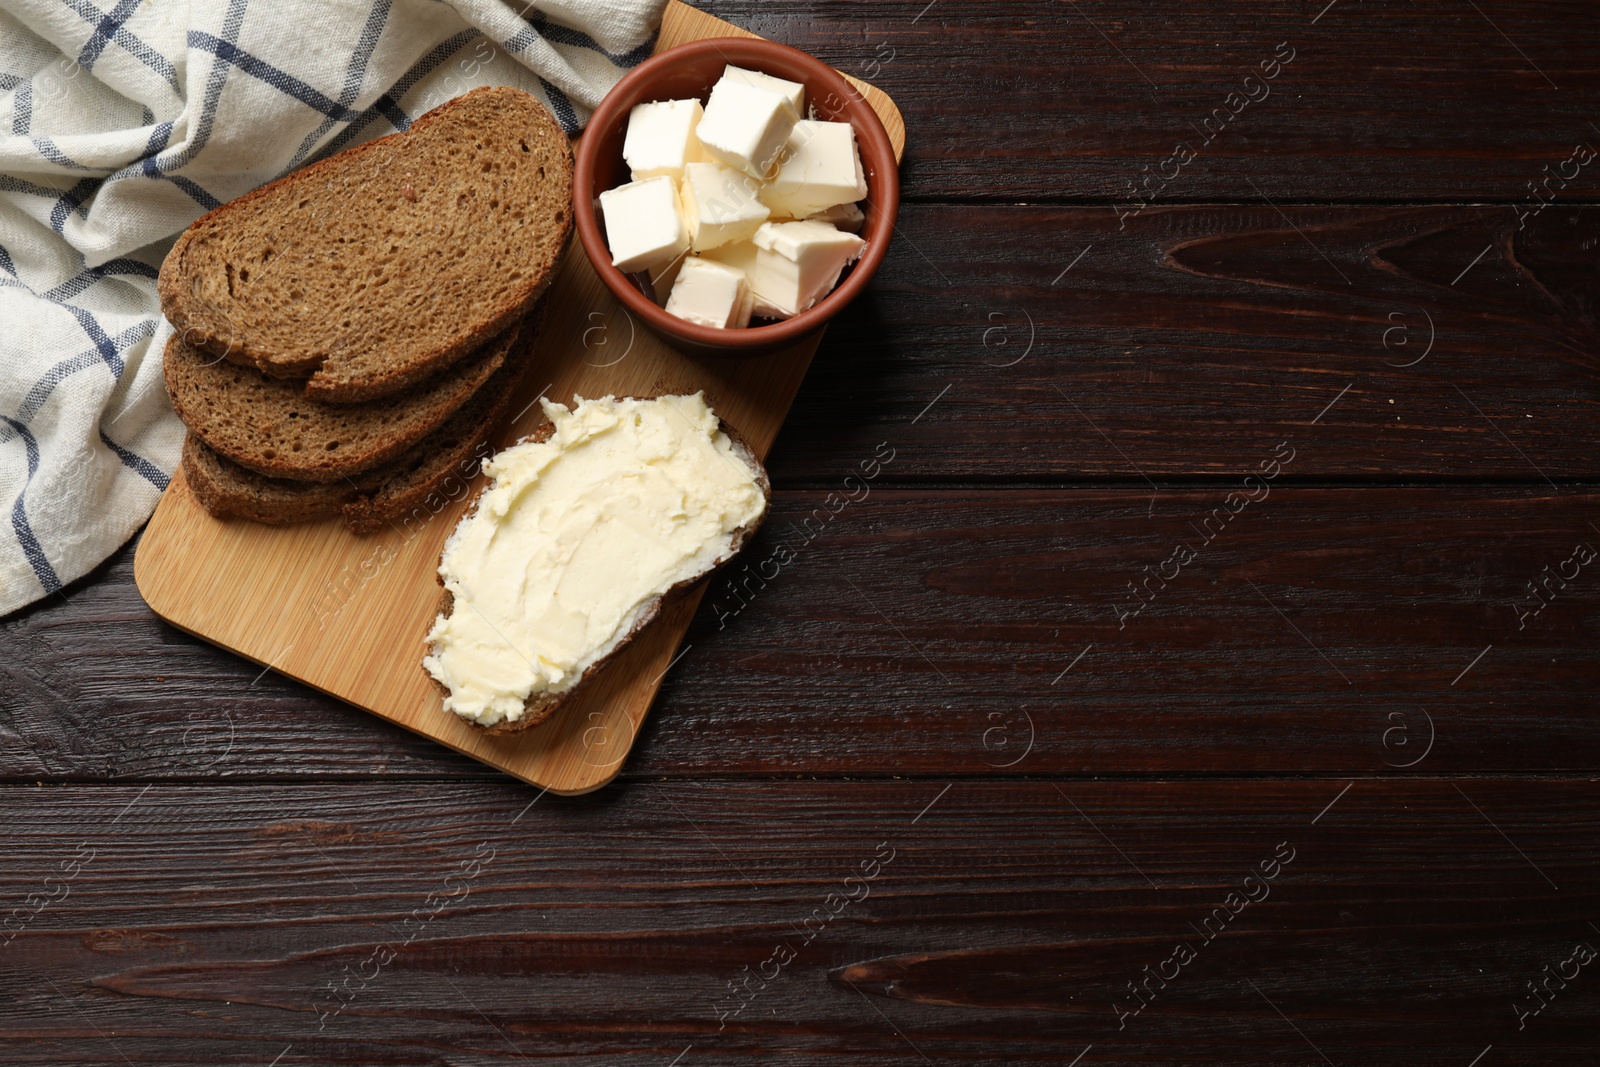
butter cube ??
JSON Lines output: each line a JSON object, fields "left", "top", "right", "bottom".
{"left": 648, "top": 252, "right": 688, "bottom": 304}
{"left": 664, "top": 257, "right": 754, "bottom": 329}
{"left": 623, "top": 99, "right": 706, "bottom": 181}
{"left": 698, "top": 240, "right": 783, "bottom": 319}
{"left": 695, "top": 77, "right": 799, "bottom": 180}
{"left": 598, "top": 176, "right": 690, "bottom": 274}
{"left": 722, "top": 65, "right": 805, "bottom": 115}
{"left": 680, "top": 161, "right": 770, "bottom": 252}
{"left": 807, "top": 200, "right": 865, "bottom": 233}
{"left": 706, "top": 220, "right": 865, "bottom": 319}
{"left": 762, "top": 120, "right": 868, "bottom": 219}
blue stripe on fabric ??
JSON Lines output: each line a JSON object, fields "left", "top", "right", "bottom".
{"left": 17, "top": 349, "right": 104, "bottom": 423}
{"left": 41, "top": 260, "right": 157, "bottom": 302}
{"left": 524, "top": 13, "right": 656, "bottom": 68}
{"left": 341, "top": 0, "right": 393, "bottom": 102}
{"left": 98, "top": 0, "right": 239, "bottom": 211}
{"left": 187, "top": 32, "right": 358, "bottom": 122}
{"left": 138, "top": 150, "right": 222, "bottom": 211}
{"left": 47, "top": 178, "right": 98, "bottom": 234}
{"left": 375, "top": 94, "right": 409, "bottom": 132}
{"left": 60, "top": 0, "right": 181, "bottom": 92}
{"left": 172, "top": 0, "right": 243, "bottom": 167}
{"left": 143, "top": 119, "right": 172, "bottom": 155}
{"left": 77, "top": 0, "right": 145, "bottom": 71}
{"left": 0, "top": 174, "right": 65, "bottom": 199}
{"left": 12, "top": 81, "right": 31, "bottom": 134}
{"left": 538, "top": 77, "right": 578, "bottom": 133}
{"left": 99, "top": 428, "right": 168, "bottom": 489}
{"left": 310, "top": 29, "right": 479, "bottom": 162}
{"left": 166, "top": 173, "right": 221, "bottom": 210}
{"left": 13, "top": 319, "right": 153, "bottom": 423}
{"left": 503, "top": 24, "right": 541, "bottom": 57}
{"left": 122, "top": 0, "right": 246, "bottom": 178}
{"left": 0, "top": 175, "right": 99, "bottom": 231}
{"left": 0, "top": 416, "right": 61, "bottom": 594}
{"left": 0, "top": 175, "right": 64, "bottom": 198}
{"left": 61, "top": 305, "right": 123, "bottom": 375}
{"left": 0, "top": 74, "right": 21, "bottom": 91}
{"left": 0, "top": 243, "right": 158, "bottom": 304}
{"left": 31, "top": 137, "right": 98, "bottom": 170}
{"left": 288, "top": 0, "right": 393, "bottom": 169}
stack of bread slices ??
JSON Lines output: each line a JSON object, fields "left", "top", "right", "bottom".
{"left": 157, "top": 87, "right": 573, "bottom": 534}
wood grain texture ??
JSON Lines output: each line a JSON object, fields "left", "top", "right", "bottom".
{"left": 130, "top": 2, "right": 905, "bottom": 795}
{"left": 5, "top": 2, "right": 1598, "bottom": 1064}
{"left": 769, "top": 202, "right": 1600, "bottom": 484}
{"left": 696, "top": 0, "right": 1600, "bottom": 203}
{"left": 1, "top": 780, "right": 1596, "bottom": 1065}
{"left": 13, "top": 488, "right": 1600, "bottom": 779}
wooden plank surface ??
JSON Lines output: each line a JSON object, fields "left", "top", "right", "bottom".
{"left": 130, "top": 0, "right": 906, "bottom": 795}
{"left": 770, "top": 202, "right": 1600, "bottom": 483}
{"left": 4, "top": 1, "right": 1598, "bottom": 1064}
{"left": 14, "top": 487, "right": 1600, "bottom": 779}
{"left": 709, "top": 1, "right": 1600, "bottom": 203}
{"left": 2, "top": 781, "right": 1596, "bottom": 1065}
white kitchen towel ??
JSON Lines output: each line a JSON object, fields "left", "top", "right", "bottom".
{"left": 0, "top": 0, "right": 665, "bottom": 616}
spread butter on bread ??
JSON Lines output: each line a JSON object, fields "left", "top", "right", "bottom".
{"left": 422, "top": 394, "right": 770, "bottom": 731}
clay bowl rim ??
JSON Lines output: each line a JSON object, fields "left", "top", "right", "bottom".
{"left": 572, "top": 36, "right": 901, "bottom": 356}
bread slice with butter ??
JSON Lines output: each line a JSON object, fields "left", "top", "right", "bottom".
{"left": 157, "top": 86, "right": 572, "bottom": 402}
{"left": 422, "top": 394, "right": 771, "bottom": 732}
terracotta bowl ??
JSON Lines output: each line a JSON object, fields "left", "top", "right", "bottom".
{"left": 573, "top": 37, "right": 900, "bottom": 357}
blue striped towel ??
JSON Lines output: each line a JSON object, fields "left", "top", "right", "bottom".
{"left": 0, "top": 0, "right": 665, "bottom": 615}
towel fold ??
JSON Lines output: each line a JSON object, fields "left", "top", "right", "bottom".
{"left": 0, "top": 0, "right": 665, "bottom": 615}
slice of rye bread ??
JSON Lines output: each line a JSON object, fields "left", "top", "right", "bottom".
{"left": 158, "top": 85, "right": 572, "bottom": 403}
{"left": 182, "top": 308, "right": 541, "bottom": 534}
{"left": 164, "top": 319, "right": 519, "bottom": 483}
{"left": 425, "top": 411, "right": 771, "bottom": 734}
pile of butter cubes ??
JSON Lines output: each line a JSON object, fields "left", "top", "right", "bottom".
{"left": 599, "top": 65, "right": 869, "bottom": 329}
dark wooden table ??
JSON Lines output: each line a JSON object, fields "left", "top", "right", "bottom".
{"left": 6, "top": 2, "right": 1600, "bottom": 1063}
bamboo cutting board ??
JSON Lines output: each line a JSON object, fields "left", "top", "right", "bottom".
{"left": 133, "top": 1, "right": 906, "bottom": 794}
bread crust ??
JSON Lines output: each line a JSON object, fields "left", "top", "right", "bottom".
{"left": 164, "top": 321, "right": 519, "bottom": 483}
{"left": 424, "top": 407, "right": 771, "bottom": 734}
{"left": 182, "top": 434, "right": 343, "bottom": 525}
{"left": 158, "top": 86, "right": 572, "bottom": 403}
{"left": 181, "top": 303, "right": 544, "bottom": 534}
